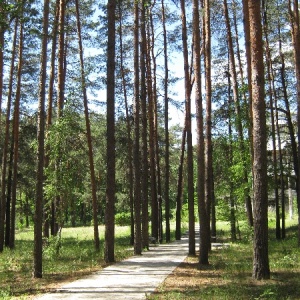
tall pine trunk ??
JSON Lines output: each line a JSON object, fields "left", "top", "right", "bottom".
{"left": 0, "top": 18, "right": 18, "bottom": 252}
{"left": 75, "top": 0, "right": 100, "bottom": 253}
{"left": 180, "top": 0, "right": 195, "bottom": 256}
{"left": 140, "top": 0, "right": 149, "bottom": 249}
{"left": 224, "top": 0, "right": 252, "bottom": 229}
{"left": 133, "top": 0, "right": 142, "bottom": 255}
{"left": 203, "top": 0, "right": 212, "bottom": 254}
{"left": 10, "top": 20, "right": 23, "bottom": 249}
{"left": 118, "top": 2, "right": 135, "bottom": 246}
{"left": 193, "top": 0, "right": 208, "bottom": 265}
{"left": 105, "top": 0, "right": 116, "bottom": 262}
{"left": 33, "top": 0, "right": 49, "bottom": 278}
{"left": 161, "top": 0, "right": 170, "bottom": 243}
{"left": 248, "top": 0, "right": 270, "bottom": 280}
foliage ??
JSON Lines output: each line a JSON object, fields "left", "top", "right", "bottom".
{"left": 44, "top": 107, "right": 88, "bottom": 225}
{"left": 115, "top": 212, "right": 131, "bottom": 226}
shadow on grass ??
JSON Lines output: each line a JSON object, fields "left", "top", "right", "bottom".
{"left": 0, "top": 232, "right": 134, "bottom": 298}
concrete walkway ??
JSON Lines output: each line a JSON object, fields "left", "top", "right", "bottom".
{"left": 36, "top": 235, "right": 190, "bottom": 299}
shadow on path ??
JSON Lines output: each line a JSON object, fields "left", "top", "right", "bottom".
{"left": 36, "top": 236, "right": 190, "bottom": 300}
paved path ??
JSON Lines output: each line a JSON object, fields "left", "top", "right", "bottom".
{"left": 36, "top": 235, "right": 190, "bottom": 299}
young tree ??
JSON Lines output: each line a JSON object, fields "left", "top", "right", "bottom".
{"left": 248, "top": 0, "right": 270, "bottom": 280}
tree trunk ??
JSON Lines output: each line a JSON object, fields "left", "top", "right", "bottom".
{"left": 0, "top": 18, "right": 18, "bottom": 252}
{"left": 242, "top": 0, "right": 254, "bottom": 227}
{"left": 44, "top": 0, "right": 59, "bottom": 239}
{"left": 248, "top": 0, "right": 270, "bottom": 280}
{"left": 133, "top": 0, "right": 142, "bottom": 255}
{"left": 175, "top": 127, "right": 186, "bottom": 240}
{"left": 140, "top": 0, "right": 149, "bottom": 249}
{"left": 5, "top": 136, "right": 14, "bottom": 247}
{"left": 262, "top": 4, "right": 281, "bottom": 239}
{"left": 149, "top": 11, "right": 163, "bottom": 243}
{"left": 288, "top": 0, "right": 300, "bottom": 247}
{"left": 10, "top": 20, "right": 23, "bottom": 249}
{"left": 203, "top": 0, "right": 212, "bottom": 253}
{"left": 75, "top": 0, "right": 100, "bottom": 253}
{"left": 146, "top": 18, "right": 158, "bottom": 242}
{"left": 33, "top": 0, "right": 49, "bottom": 278}
{"left": 193, "top": 0, "right": 208, "bottom": 264}
{"left": 118, "top": 1, "right": 135, "bottom": 246}
{"left": 161, "top": 0, "right": 170, "bottom": 243}
{"left": 53, "top": 0, "right": 66, "bottom": 236}
{"left": 105, "top": 0, "right": 116, "bottom": 261}
{"left": 226, "top": 70, "right": 237, "bottom": 242}
{"left": 180, "top": 0, "right": 195, "bottom": 256}
{"left": 224, "top": 0, "right": 253, "bottom": 230}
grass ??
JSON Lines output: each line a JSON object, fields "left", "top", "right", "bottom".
{"left": 1, "top": 221, "right": 300, "bottom": 299}
{"left": 149, "top": 219, "right": 300, "bottom": 300}
{"left": 0, "top": 225, "right": 134, "bottom": 299}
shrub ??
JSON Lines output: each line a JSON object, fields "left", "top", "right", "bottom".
{"left": 115, "top": 212, "right": 131, "bottom": 226}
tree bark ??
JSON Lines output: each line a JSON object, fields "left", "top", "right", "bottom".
{"left": 105, "top": 0, "right": 116, "bottom": 261}
{"left": 140, "top": 0, "right": 149, "bottom": 249}
{"left": 175, "top": 127, "right": 186, "bottom": 240}
{"left": 45, "top": 0, "right": 59, "bottom": 239}
{"left": 10, "top": 20, "right": 23, "bottom": 249}
{"left": 248, "top": 0, "right": 270, "bottom": 280}
{"left": 0, "top": 18, "right": 18, "bottom": 252}
{"left": 288, "top": 0, "right": 300, "bottom": 246}
{"left": 75, "top": 0, "right": 100, "bottom": 253}
{"left": 193, "top": 0, "right": 208, "bottom": 264}
{"left": 33, "top": 0, "right": 49, "bottom": 278}
{"left": 262, "top": 1, "right": 280, "bottom": 239}
{"left": 161, "top": 0, "right": 170, "bottom": 243}
{"left": 180, "top": 0, "right": 195, "bottom": 256}
{"left": 117, "top": 1, "right": 135, "bottom": 246}
{"left": 133, "top": 0, "right": 142, "bottom": 255}
{"left": 224, "top": 0, "right": 253, "bottom": 229}
{"left": 203, "top": 0, "right": 212, "bottom": 253}
{"left": 242, "top": 0, "right": 254, "bottom": 227}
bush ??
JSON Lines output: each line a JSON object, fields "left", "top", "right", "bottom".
{"left": 115, "top": 212, "right": 131, "bottom": 226}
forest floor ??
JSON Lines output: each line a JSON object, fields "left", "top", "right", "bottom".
{"left": 34, "top": 234, "right": 190, "bottom": 299}
{"left": 149, "top": 225, "right": 300, "bottom": 299}
{"left": 1, "top": 222, "right": 300, "bottom": 299}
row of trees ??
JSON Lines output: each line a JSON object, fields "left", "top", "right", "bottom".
{"left": 0, "top": 0, "right": 299, "bottom": 282}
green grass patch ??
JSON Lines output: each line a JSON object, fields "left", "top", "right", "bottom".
{"left": 0, "top": 225, "right": 133, "bottom": 299}
{"left": 0, "top": 223, "right": 185, "bottom": 299}
{"left": 149, "top": 219, "right": 300, "bottom": 300}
